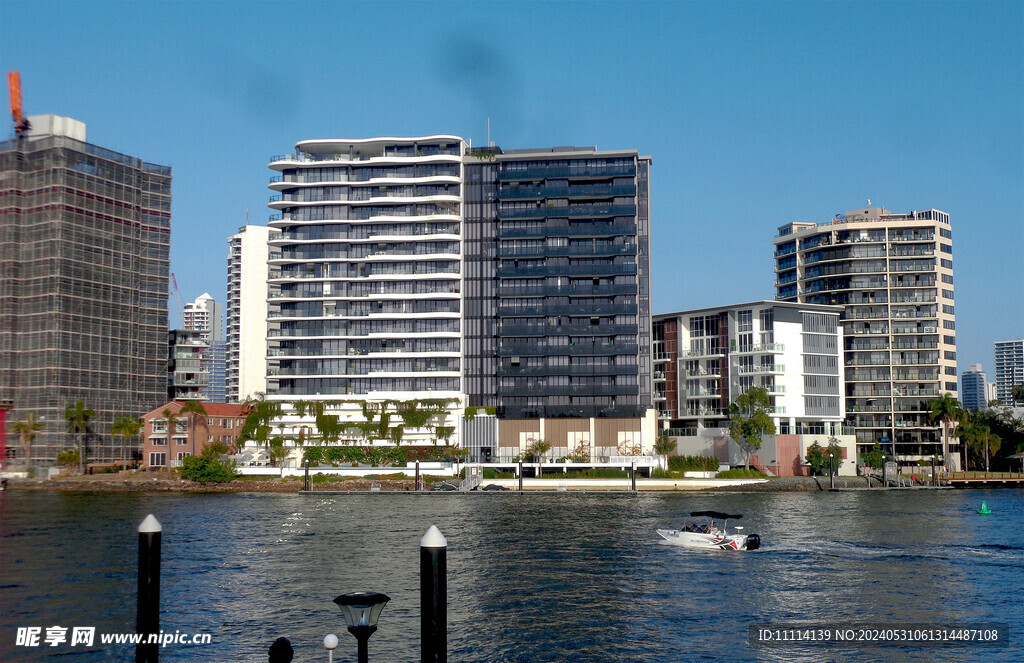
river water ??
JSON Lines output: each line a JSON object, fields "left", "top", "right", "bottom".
{"left": 1, "top": 489, "right": 1021, "bottom": 662}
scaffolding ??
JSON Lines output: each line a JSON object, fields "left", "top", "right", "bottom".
{"left": 0, "top": 135, "right": 171, "bottom": 466}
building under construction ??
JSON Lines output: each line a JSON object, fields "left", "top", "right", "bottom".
{"left": 0, "top": 114, "right": 171, "bottom": 467}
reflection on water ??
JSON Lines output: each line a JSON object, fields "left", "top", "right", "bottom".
{"left": 1, "top": 490, "right": 1021, "bottom": 662}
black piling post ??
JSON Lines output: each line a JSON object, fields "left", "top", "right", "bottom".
{"left": 882, "top": 460, "right": 888, "bottom": 488}
{"left": 421, "top": 526, "right": 447, "bottom": 663}
{"left": 829, "top": 454, "right": 835, "bottom": 491}
{"left": 136, "top": 514, "right": 161, "bottom": 663}
{"left": 631, "top": 462, "right": 637, "bottom": 492}
{"left": 415, "top": 461, "right": 421, "bottom": 491}
{"left": 931, "top": 455, "right": 936, "bottom": 487}
{"left": 304, "top": 460, "right": 310, "bottom": 491}
{"left": 518, "top": 460, "right": 523, "bottom": 492}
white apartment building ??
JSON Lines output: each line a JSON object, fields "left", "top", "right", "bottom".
{"left": 652, "top": 301, "right": 855, "bottom": 475}
{"left": 265, "top": 137, "right": 466, "bottom": 446}
{"left": 994, "top": 340, "right": 1024, "bottom": 406}
{"left": 774, "top": 207, "right": 956, "bottom": 462}
{"left": 226, "top": 225, "right": 273, "bottom": 403}
{"left": 183, "top": 292, "right": 223, "bottom": 343}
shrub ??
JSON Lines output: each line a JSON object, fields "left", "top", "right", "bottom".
{"left": 179, "top": 455, "right": 237, "bottom": 483}
{"left": 668, "top": 455, "right": 719, "bottom": 472}
{"left": 717, "top": 468, "right": 767, "bottom": 479}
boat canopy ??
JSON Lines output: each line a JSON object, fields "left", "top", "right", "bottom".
{"left": 690, "top": 511, "right": 742, "bottom": 520}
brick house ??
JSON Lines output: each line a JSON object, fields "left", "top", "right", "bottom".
{"left": 141, "top": 401, "right": 248, "bottom": 469}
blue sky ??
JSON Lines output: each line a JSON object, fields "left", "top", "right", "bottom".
{"left": 3, "top": 1, "right": 1021, "bottom": 377}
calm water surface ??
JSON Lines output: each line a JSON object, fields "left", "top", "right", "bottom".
{"left": 1, "top": 489, "right": 1021, "bottom": 662}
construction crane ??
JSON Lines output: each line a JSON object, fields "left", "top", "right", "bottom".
{"left": 170, "top": 272, "right": 183, "bottom": 326}
{"left": 7, "top": 71, "right": 31, "bottom": 137}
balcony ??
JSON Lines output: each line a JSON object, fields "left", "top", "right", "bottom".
{"left": 498, "top": 343, "right": 638, "bottom": 357}
{"left": 497, "top": 184, "right": 637, "bottom": 200}
{"left": 734, "top": 343, "right": 785, "bottom": 354}
{"left": 497, "top": 204, "right": 637, "bottom": 220}
{"left": 684, "top": 348, "right": 725, "bottom": 358}
{"left": 496, "top": 244, "right": 637, "bottom": 259}
{"left": 496, "top": 263, "right": 638, "bottom": 278}
{"left": 498, "top": 223, "right": 637, "bottom": 239}
{"left": 496, "top": 303, "right": 637, "bottom": 317}
{"left": 737, "top": 365, "right": 785, "bottom": 374}
{"left": 497, "top": 163, "right": 636, "bottom": 180}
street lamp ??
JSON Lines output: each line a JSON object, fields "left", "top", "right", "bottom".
{"left": 323, "top": 634, "right": 339, "bottom": 663}
{"left": 828, "top": 453, "right": 834, "bottom": 490}
{"left": 334, "top": 591, "right": 390, "bottom": 663}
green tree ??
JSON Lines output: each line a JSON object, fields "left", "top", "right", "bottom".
{"left": 928, "top": 393, "right": 964, "bottom": 472}
{"left": 728, "top": 386, "right": 776, "bottom": 469}
{"left": 110, "top": 415, "right": 142, "bottom": 467}
{"left": 56, "top": 448, "right": 79, "bottom": 470}
{"left": 654, "top": 433, "right": 676, "bottom": 470}
{"left": 238, "top": 393, "right": 282, "bottom": 451}
{"left": 860, "top": 443, "right": 885, "bottom": 470}
{"left": 179, "top": 443, "right": 237, "bottom": 483}
{"left": 64, "top": 400, "right": 96, "bottom": 475}
{"left": 178, "top": 400, "right": 208, "bottom": 458}
{"left": 10, "top": 412, "right": 42, "bottom": 471}
{"left": 266, "top": 436, "right": 293, "bottom": 477}
{"left": 805, "top": 441, "right": 826, "bottom": 476}
{"left": 1012, "top": 384, "right": 1024, "bottom": 405}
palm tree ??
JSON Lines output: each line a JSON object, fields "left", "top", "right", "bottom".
{"left": 162, "top": 407, "right": 178, "bottom": 456}
{"left": 64, "top": 400, "right": 96, "bottom": 475}
{"left": 10, "top": 412, "right": 42, "bottom": 471}
{"left": 178, "top": 400, "right": 208, "bottom": 459}
{"left": 110, "top": 415, "right": 142, "bottom": 468}
{"left": 654, "top": 433, "right": 676, "bottom": 470}
{"left": 928, "top": 393, "right": 963, "bottom": 472}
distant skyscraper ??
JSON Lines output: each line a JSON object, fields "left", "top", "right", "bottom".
{"left": 0, "top": 115, "right": 170, "bottom": 466}
{"left": 183, "top": 292, "right": 223, "bottom": 342}
{"left": 960, "top": 363, "right": 988, "bottom": 410}
{"left": 182, "top": 292, "right": 224, "bottom": 401}
{"left": 226, "top": 225, "right": 273, "bottom": 403}
{"left": 774, "top": 207, "right": 956, "bottom": 464}
{"left": 994, "top": 340, "right": 1024, "bottom": 406}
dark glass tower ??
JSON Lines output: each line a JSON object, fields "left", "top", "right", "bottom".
{"left": 464, "top": 147, "right": 652, "bottom": 419}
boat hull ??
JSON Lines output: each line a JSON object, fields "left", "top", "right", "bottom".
{"left": 656, "top": 528, "right": 758, "bottom": 551}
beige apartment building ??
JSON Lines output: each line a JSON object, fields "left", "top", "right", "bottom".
{"left": 774, "top": 207, "right": 957, "bottom": 465}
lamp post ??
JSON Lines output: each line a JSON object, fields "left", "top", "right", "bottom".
{"left": 323, "top": 634, "right": 338, "bottom": 663}
{"left": 828, "top": 453, "right": 834, "bottom": 490}
{"left": 881, "top": 454, "right": 887, "bottom": 487}
{"left": 333, "top": 591, "right": 390, "bottom": 663}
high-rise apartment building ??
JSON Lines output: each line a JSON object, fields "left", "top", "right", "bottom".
{"left": 168, "top": 329, "right": 209, "bottom": 401}
{"left": 267, "top": 137, "right": 465, "bottom": 444}
{"left": 774, "top": 207, "right": 956, "bottom": 463}
{"left": 0, "top": 115, "right": 171, "bottom": 466}
{"left": 263, "top": 137, "right": 654, "bottom": 459}
{"left": 183, "top": 292, "right": 225, "bottom": 401}
{"left": 183, "top": 292, "right": 222, "bottom": 342}
{"left": 463, "top": 146, "right": 653, "bottom": 461}
{"left": 960, "top": 363, "right": 988, "bottom": 411}
{"left": 226, "top": 225, "right": 273, "bottom": 403}
{"left": 994, "top": 340, "right": 1024, "bottom": 406}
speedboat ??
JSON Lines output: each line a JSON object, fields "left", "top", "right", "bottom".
{"left": 657, "top": 511, "right": 760, "bottom": 551}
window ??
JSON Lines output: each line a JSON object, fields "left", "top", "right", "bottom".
{"left": 176, "top": 452, "right": 191, "bottom": 461}
{"left": 941, "top": 273, "right": 953, "bottom": 284}
{"left": 940, "top": 259, "right": 953, "bottom": 269}
{"left": 177, "top": 437, "right": 189, "bottom": 446}
{"left": 942, "top": 289, "right": 954, "bottom": 300}
{"left": 944, "top": 351, "right": 956, "bottom": 360}
{"left": 945, "top": 381, "right": 958, "bottom": 391}
{"left": 152, "top": 419, "right": 167, "bottom": 433}
{"left": 943, "top": 335, "right": 956, "bottom": 345}
{"left": 943, "top": 320, "right": 955, "bottom": 330}
{"left": 942, "top": 305, "right": 954, "bottom": 315}
{"left": 151, "top": 437, "right": 167, "bottom": 447}
{"left": 149, "top": 452, "right": 167, "bottom": 467}
{"left": 940, "top": 243, "right": 952, "bottom": 254}
{"left": 945, "top": 367, "right": 957, "bottom": 376}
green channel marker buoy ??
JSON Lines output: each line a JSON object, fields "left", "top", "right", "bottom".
{"left": 978, "top": 501, "right": 992, "bottom": 515}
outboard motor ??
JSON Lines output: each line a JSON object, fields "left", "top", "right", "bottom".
{"left": 746, "top": 534, "right": 761, "bottom": 551}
